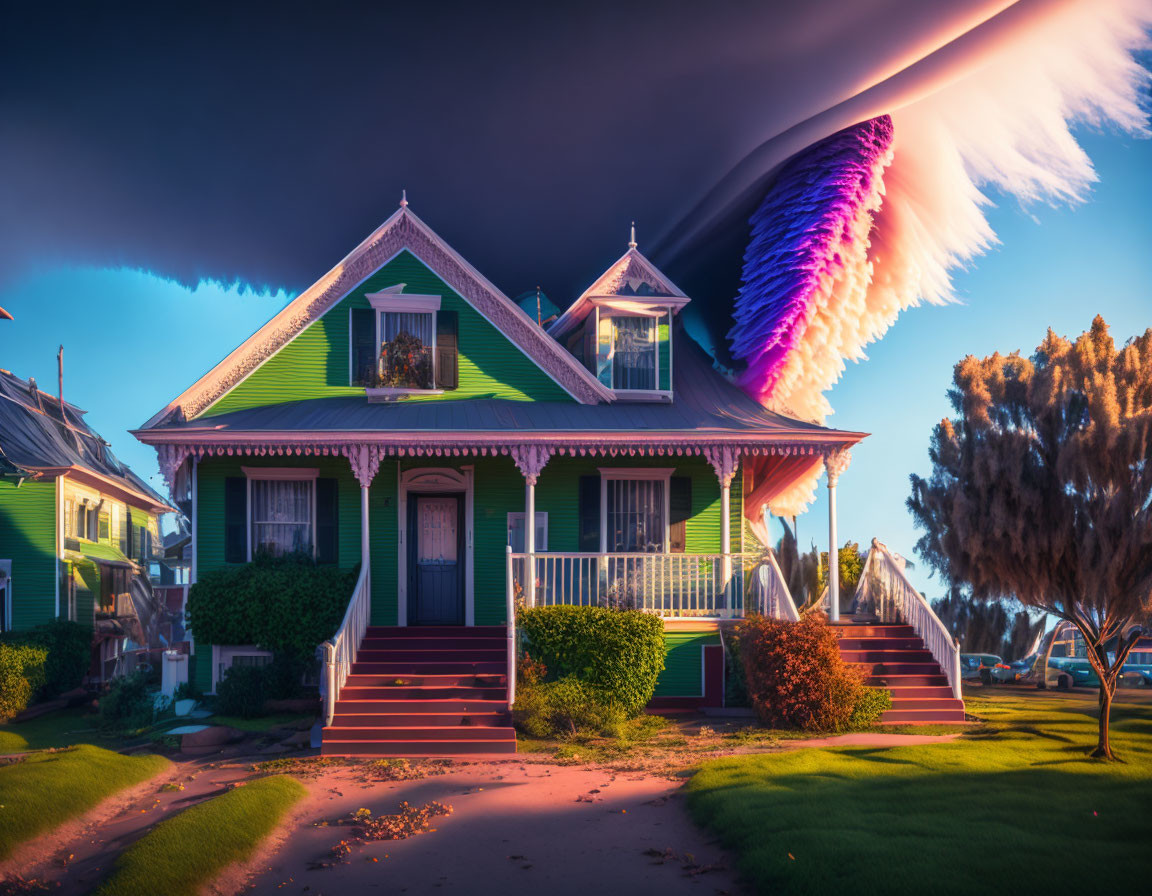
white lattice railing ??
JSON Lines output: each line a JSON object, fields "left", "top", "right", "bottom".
{"left": 855, "top": 538, "right": 962, "bottom": 699}
{"left": 754, "top": 552, "right": 801, "bottom": 621}
{"left": 319, "top": 563, "right": 371, "bottom": 727}
{"left": 510, "top": 552, "right": 747, "bottom": 617}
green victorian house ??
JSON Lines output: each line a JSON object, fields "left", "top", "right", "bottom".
{"left": 0, "top": 367, "right": 174, "bottom": 681}
{"left": 134, "top": 198, "right": 867, "bottom": 755}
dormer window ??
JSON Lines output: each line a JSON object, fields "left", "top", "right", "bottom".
{"left": 350, "top": 286, "right": 457, "bottom": 393}
{"left": 611, "top": 317, "right": 656, "bottom": 390}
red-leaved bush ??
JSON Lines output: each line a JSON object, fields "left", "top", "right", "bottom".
{"left": 737, "top": 614, "right": 872, "bottom": 731}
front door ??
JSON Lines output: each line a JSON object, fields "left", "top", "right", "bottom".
{"left": 408, "top": 493, "right": 465, "bottom": 625}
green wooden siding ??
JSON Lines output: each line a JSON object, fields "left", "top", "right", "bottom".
{"left": 653, "top": 631, "right": 720, "bottom": 697}
{"left": 658, "top": 317, "right": 671, "bottom": 391}
{"left": 195, "top": 456, "right": 362, "bottom": 576}
{"left": 201, "top": 250, "right": 571, "bottom": 417}
{"left": 369, "top": 461, "right": 398, "bottom": 626}
{"left": 0, "top": 479, "right": 58, "bottom": 630}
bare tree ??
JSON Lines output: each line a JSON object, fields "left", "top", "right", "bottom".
{"left": 909, "top": 317, "right": 1152, "bottom": 759}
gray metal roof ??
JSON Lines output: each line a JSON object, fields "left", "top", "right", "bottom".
{"left": 147, "top": 330, "right": 860, "bottom": 441}
{"left": 0, "top": 368, "right": 170, "bottom": 506}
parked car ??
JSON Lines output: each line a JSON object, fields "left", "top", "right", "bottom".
{"left": 991, "top": 657, "right": 1031, "bottom": 683}
{"left": 1045, "top": 655, "right": 1101, "bottom": 689}
{"left": 960, "top": 653, "right": 1004, "bottom": 684}
{"left": 1119, "top": 648, "right": 1152, "bottom": 688}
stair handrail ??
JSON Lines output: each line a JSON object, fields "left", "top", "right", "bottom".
{"left": 319, "top": 561, "right": 371, "bottom": 728}
{"left": 857, "top": 538, "right": 962, "bottom": 699}
{"left": 758, "top": 552, "right": 801, "bottom": 621}
{"left": 506, "top": 546, "right": 517, "bottom": 709}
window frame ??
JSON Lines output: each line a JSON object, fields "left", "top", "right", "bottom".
{"left": 597, "top": 468, "right": 673, "bottom": 554}
{"left": 611, "top": 314, "right": 658, "bottom": 391}
{"left": 506, "top": 511, "right": 549, "bottom": 553}
{"left": 242, "top": 467, "right": 320, "bottom": 561}
{"left": 350, "top": 288, "right": 443, "bottom": 391}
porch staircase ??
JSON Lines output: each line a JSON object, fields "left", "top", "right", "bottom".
{"left": 320, "top": 626, "right": 518, "bottom": 757}
{"left": 833, "top": 621, "right": 966, "bottom": 724}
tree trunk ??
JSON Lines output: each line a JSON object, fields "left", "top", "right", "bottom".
{"left": 1091, "top": 680, "right": 1115, "bottom": 760}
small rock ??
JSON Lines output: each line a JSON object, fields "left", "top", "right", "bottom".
{"left": 181, "top": 725, "right": 244, "bottom": 755}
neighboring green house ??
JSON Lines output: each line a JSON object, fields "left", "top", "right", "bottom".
{"left": 0, "top": 368, "right": 175, "bottom": 681}
{"left": 135, "top": 200, "right": 865, "bottom": 754}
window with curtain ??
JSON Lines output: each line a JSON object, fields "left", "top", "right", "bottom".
{"left": 250, "top": 479, "right": 313, "bottom": 557}
{"left": 606, "top": 478, "right": 665, "bottom": 552}
{"left": 380, "top": 311, "right": 434, "bottom": 388}
{"left": 612, "top": 316, "right": 656, "bottom": 390}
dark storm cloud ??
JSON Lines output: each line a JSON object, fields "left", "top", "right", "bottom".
{"left": 0, "top": 0, "right": 1001, "bottom": 306}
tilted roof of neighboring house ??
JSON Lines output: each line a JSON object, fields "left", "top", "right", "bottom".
{"left": 0, "top": 368, "right": 173, "bottom": 512}
{"left": 138, "top": 326, "right": 863, "bottom": 449}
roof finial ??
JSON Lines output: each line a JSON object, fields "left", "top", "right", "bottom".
{"left": 628, "top": 221, "right": 637, "bottom": 249}
{"left": 400, "top": 189, "right": 408, "bottom": 208}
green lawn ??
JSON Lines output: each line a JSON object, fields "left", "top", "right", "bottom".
{"left": 0, "top": 706, "right": 117, "bottom": 753}
{"left": 93, "top": 774, "right": 307, "bottom": 896}
{"left": 686, "top": 690, "right": 1152, "bottom": 895}
{"left": 0, "top": 745, "right": 169, "bottom": 860}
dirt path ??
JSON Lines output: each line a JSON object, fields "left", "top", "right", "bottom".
{"left": 8, "top": 754, "right": 265, "bottom": 894}
{"left": 241, "top": 760, "right": 742, "bottom": 896}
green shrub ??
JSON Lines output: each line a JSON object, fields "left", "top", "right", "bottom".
{"left": 848, "top": 687, "right": 892, "bottom": 729}
{"left": 513, "top": 677, "right": 625, "bottom": 738}
{"left": 23, "top": 619, "right": 90, "bottom": 697}
{"left": 215, "top": 665, "right": 268, "bottom": 719}
{"left": 186, "top": 554, "right": 357, "bottom": 662}
{"left": 100, "top": 671, "right": 155, "bottom": 729}
{"left": 0, "top": 619, "right": 90, "bottom": 703}
{"left": 736, "top": 614, "right": 868, "bottom": 732}
{"left": 0, "top": 642, "right": 49, "bottom": 721}
{"left": 517, "top": 606, "right": 665, "bottom": 716}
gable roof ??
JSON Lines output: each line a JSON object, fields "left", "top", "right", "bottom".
{"left": 548, "top": 241, "right": 689, "bottom": 339}
{"left": 0, "top": 369, "right": 173, "bottom": 512}
{"left": 140, "top": 201, "right": 615, "bottom": 430}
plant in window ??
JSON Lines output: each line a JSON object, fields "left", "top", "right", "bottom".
{"left": 377, "top": 330, "right": 432, "bottom": 389}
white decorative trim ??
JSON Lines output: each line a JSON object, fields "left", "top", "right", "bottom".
{"left": 342, "top": 444, "right": 385, "bottom": 488}
{"left": 824, "top": 448, "right": 852, "bottom": 487}
{"left": 549, "top": 246, "right": 689, "bottom": 338}
{"left": 367, "top": 290, "right": 440, "bottom": 312}
{"left": 141, "top": 206, "right": 612, "bottom": 427}
{"left": 509, "top": 445, "right": 552, "bottom": 485}
{"left": 156, "top": 444, "right": 192, "bottom": 496}
{"left": 703, "top": 446, "right": 740, "bottom": 489}
{"left": 612, "top": 389, "right": 673, "bottom": 402}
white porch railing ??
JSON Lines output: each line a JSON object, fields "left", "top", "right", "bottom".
{"left": 754, "top": 552, "right": 801, "bottom": 621}
{"left": 855, "top": 538, "right": 963, "bottom": 699}
{"left": 319, "top": 562, "right": 371, "bottom": 727}
{"left": 509, "top": 552, "right": 747, "bottom": 617}
{"left": 505, "top": 546, "right": 516, "bottom": 709}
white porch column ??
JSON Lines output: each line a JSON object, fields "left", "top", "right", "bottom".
{"left": 345, "top": 445, "right": 385, "bottom": 596}
{"left": 824, "top": 448, "right": 852, "bottom": 623}
{"left": 510, "top": 446, "right": 552, "bottom": 612}
{"left": 704, "top": 446, "right": 739, "bottom": 611}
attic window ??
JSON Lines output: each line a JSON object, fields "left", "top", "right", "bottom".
{"left": 350, "top": 288, "right": 458, "bottom": 391}
{"left": 611, "top": 316, "right": 656, "bottom": 390}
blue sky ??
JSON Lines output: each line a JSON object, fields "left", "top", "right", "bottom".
{"left": 0, "top": 131, "right": 1147, "bottom": 596}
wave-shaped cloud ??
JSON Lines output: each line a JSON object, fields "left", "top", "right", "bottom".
{"left": 710, "top": 0, "right": 1150, "bottom": 514}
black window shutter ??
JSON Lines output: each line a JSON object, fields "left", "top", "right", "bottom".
{"left": 316, "top": 478, "right": 339, "bottom": 565}
{"left": 670, "top": 476, "right": 692, "bottom": 553}
{"left": 224, "top": 477, "right": 248, "bottom": 563}
{"left": 578, "top": 475, "right": 600, "bottom": 552}
{"left": 350, "top": 308, "right": 377, "bottom": 385}
{"left": 435, "top": 310, "right": 458, "bottom": 390}
{"left": 125, "top": 515, "right": 135, "bottom": 560}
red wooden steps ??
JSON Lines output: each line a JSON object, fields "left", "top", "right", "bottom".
{"left": 321, "top": 626, "right": 517, "bottom": 758}
{"left": 833, "top": 622, "right": 966, "bottom": 724}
